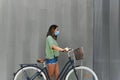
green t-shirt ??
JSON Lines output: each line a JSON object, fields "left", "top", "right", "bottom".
{"left": 46, "top": 36, "right": 59, "bottom": 59}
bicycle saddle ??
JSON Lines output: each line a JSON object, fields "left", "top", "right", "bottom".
{"left": 37, "top": 58, "right": 46, "bottom": 63}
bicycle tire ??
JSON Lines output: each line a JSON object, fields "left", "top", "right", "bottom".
{"left": 14, "top": 66, "right": 47, "bottom": 80}
{"left": 65, "top": 66, "right": 98, "bottom": 80}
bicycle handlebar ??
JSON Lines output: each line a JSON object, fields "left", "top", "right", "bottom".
{"left": 65, "top": 48, "right": 74, "bottom": 57}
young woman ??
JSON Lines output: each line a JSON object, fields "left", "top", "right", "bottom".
{"left": 46, "top": 25, "right": 68, "bottom": 80}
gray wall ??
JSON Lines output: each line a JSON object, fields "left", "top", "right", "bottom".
{"left": 94, "top": 0, "right": 120, "bottom": 80}
{"left": 0, "top": 0, "right": 93, "bottom": 80}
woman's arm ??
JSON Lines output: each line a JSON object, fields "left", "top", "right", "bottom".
{"left": 52, "top": 45, "right": 65, "bottom": 52}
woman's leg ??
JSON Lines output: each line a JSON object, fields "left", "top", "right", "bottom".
{"left": 48, "top": 64, "right": 55, "bottom": 80}
{"left": 55, "top": 63, "right": 60, "bottom": 80}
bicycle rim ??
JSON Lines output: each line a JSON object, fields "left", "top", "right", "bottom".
{"left": 14, "top": 66, "right": 47, "bottom": 80}
{"left": 65, "top": 66, "right": 98, "bottom": 80}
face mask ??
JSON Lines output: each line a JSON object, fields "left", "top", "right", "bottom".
{"left": 55, "top": 31, "right": 60, "bottom": 36}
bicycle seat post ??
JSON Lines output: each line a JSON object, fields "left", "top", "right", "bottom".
{"left": 43, "top": 62, "right": 46, "bottom": 68}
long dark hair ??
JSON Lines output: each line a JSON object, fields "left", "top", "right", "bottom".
{"left": 46, "top": 24, "right": 58, "bottom": 40}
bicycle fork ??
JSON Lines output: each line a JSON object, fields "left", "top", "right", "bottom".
{"left": 70, "top": 63, "right": 79, "bottom": 80}
{"left": 73, "top": 68, "right": 80, "bottom": 80}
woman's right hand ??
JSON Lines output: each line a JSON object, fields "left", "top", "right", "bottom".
{"left": 62, "top": 47, "right": 70, "bottom": 52}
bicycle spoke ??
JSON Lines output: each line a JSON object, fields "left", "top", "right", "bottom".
{"left": 65, "top": 66, "right": 98, "bottom": 80}
{"left": 14, "top": 66, "right": 47, "bottom": 80}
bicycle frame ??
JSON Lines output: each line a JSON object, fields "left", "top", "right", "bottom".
{"left": 14, "top": 48, "right": 98, "bottom": 80}
{"left": 41, "top": 56, "right": 78, "bottom": 80}
{"left": 56, "top": 57, "right": 75, "bottom": 80}
{"left": 17, "top": 50, "right": 79, "bottom": 80}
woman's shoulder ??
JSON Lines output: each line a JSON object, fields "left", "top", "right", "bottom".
{"left": 47, "top": 35, "right": 52, "bottom": 38}
{"left": 47, "top": 35, "right": 54, "bottom": 40}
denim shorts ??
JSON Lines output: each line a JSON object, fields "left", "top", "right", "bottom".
{"left": 46, "top": 57, "right": 58, "bottom": 64}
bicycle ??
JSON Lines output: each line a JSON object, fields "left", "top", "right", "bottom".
{"left": 13, "top": 48, "right": 98, "bottom": 80}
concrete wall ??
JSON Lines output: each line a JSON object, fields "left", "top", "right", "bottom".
{"left": 94, "top": 0, "right": 120, "bottom": 80}
{"left": 0, "top": 0, "right": 93, "bottom": 80}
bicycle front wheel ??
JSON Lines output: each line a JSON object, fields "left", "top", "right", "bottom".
{"left": 14, "top": 66, "right": 47, "bottom": 80}
{"left": 65, "top": 66, "right": 98, "bottom": 80}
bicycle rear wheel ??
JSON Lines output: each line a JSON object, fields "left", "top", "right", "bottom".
{"left": 65, "top": 66, "right": 98, "bottom": 80}
{"left": 14, "top": 66, "right": 47, "bottom": 80}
